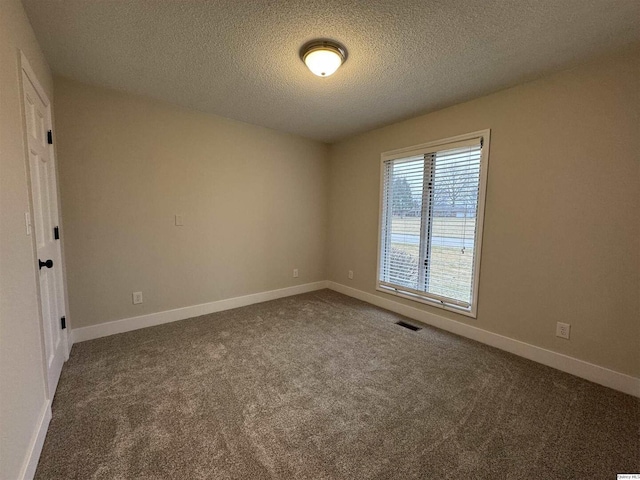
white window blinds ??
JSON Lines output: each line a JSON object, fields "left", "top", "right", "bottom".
{"left": 378, "top": 134, "right": 488, "bottom": 315}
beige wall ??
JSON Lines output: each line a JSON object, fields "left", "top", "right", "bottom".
{"left": 54, "top": 77, "right": 329, "bottom": 329}
{"left": 328, "top": 47, "right": 640, "bottom": 378}
{"left": 0, "top": 0, "right": 55, "bottom": 477}
{"left": 2, "top": 10, "right": 636, "bottom": 477}
{"left": 55, "top": 48, "right": 640, "bottom": 380}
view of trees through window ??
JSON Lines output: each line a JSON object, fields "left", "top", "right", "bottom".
{"left": 381, "top": 144, "right": 481, "bottom": 305}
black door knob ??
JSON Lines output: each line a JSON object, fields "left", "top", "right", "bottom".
{"left": 38, "top": 259, "right": 53, "bottom": 270}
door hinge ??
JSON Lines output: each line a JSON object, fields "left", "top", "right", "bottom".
{"left": 54, "top": 226, "right": 59, "bottom": 240}
{"left": 47, "top": 130, "right": 53, "bottom": 145}
{"left": 60, "top": 316, "right": 66, "bottom": 329}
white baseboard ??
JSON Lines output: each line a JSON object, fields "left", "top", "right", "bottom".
{"left": 328, "top": 282, "right": 640, "bottom": 398}
{"left": 67, "top": 334, "right": 74, "bottom": 357}
{"left": 69, "top": 279, "right": 638, "bottom": 397}
{"left": 71, "top": 281, "right": 329, "bottom": 344}
{"left": 19, "top": 400, "right": 51, "bottom": 480}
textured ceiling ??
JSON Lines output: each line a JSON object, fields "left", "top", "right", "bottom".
{"left": 22, "top": 0, "right": 640, "bottom": 143}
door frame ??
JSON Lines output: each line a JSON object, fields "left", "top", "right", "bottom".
{"left": 19, "top": 51, "right": 71, "bottom": 396}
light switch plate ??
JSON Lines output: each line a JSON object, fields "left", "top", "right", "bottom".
{"left": 25, "top": 212, "right": 31, "bottom": 236}
{"left": 175, "top": 215, "right": 184, "bottom": 226}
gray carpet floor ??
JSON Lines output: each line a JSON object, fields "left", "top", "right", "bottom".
{"left": 36, "top": 289, "right": 639, "bottom": 479}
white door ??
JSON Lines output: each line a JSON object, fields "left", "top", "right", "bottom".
{"left": 21, "top": 59, "right": 68, "bottom": 399}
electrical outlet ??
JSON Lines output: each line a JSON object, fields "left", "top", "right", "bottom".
{"left": 293, "top": 269, "right": 299, "bottom": 278}
{"left": 348, "top": 270, "right": 354, "bottom": 280}
{"left": 556, "top": 322, "right": 570, "bottom": 340}
{"left": 132, "top": 292, "right": 143, "bottom": 305}
{"left": 175, "top": 215, "right": 184, "bottom": 226}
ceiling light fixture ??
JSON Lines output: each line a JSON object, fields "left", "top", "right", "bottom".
{"left": 300, "top": 40, "right": 347, "bottom": 78}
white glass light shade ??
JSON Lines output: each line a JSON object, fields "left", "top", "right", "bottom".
{"left": 301, "top": 41, "right": 347, "bottom": 77}
{"left": 304, "top": 49, "right": 343, "bottom": 77}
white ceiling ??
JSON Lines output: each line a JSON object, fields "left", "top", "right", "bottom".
{"left": 22, "top": 0, "right": 640, "bottom": 143}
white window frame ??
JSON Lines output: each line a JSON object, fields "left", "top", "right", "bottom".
{"left": 375, "top": 129, "right": 491, "bottom": 319}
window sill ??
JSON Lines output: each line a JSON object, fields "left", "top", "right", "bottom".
{"left": 375, "top": 284, "right": 477, "bottom": 319}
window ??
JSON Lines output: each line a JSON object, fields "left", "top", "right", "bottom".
{"left": 377, "top": 130, "right": 490, "bottom": 318}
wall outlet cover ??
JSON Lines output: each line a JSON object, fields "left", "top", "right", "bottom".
{"left": 133, "top": 292, "right": 143, "bottom": 304}
{"left": 556, "top": 322, "right": 570, "bottom": 340}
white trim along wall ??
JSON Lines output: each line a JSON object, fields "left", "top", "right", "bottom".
{"left": 71, "top": 282, "right": 330, "bottom": 343}
{"left": 330, "top": 282, "right": 640, "bottom": 398}
{"left": 19, "top": 401, "right": 51, "bottom": 480}
{"left": 68, "top": 280, "right": 639, "bottom": 398}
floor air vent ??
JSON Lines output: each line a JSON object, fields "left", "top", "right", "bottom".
{"left": 396, "top": 321, "right": 421, "bottom": 331}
